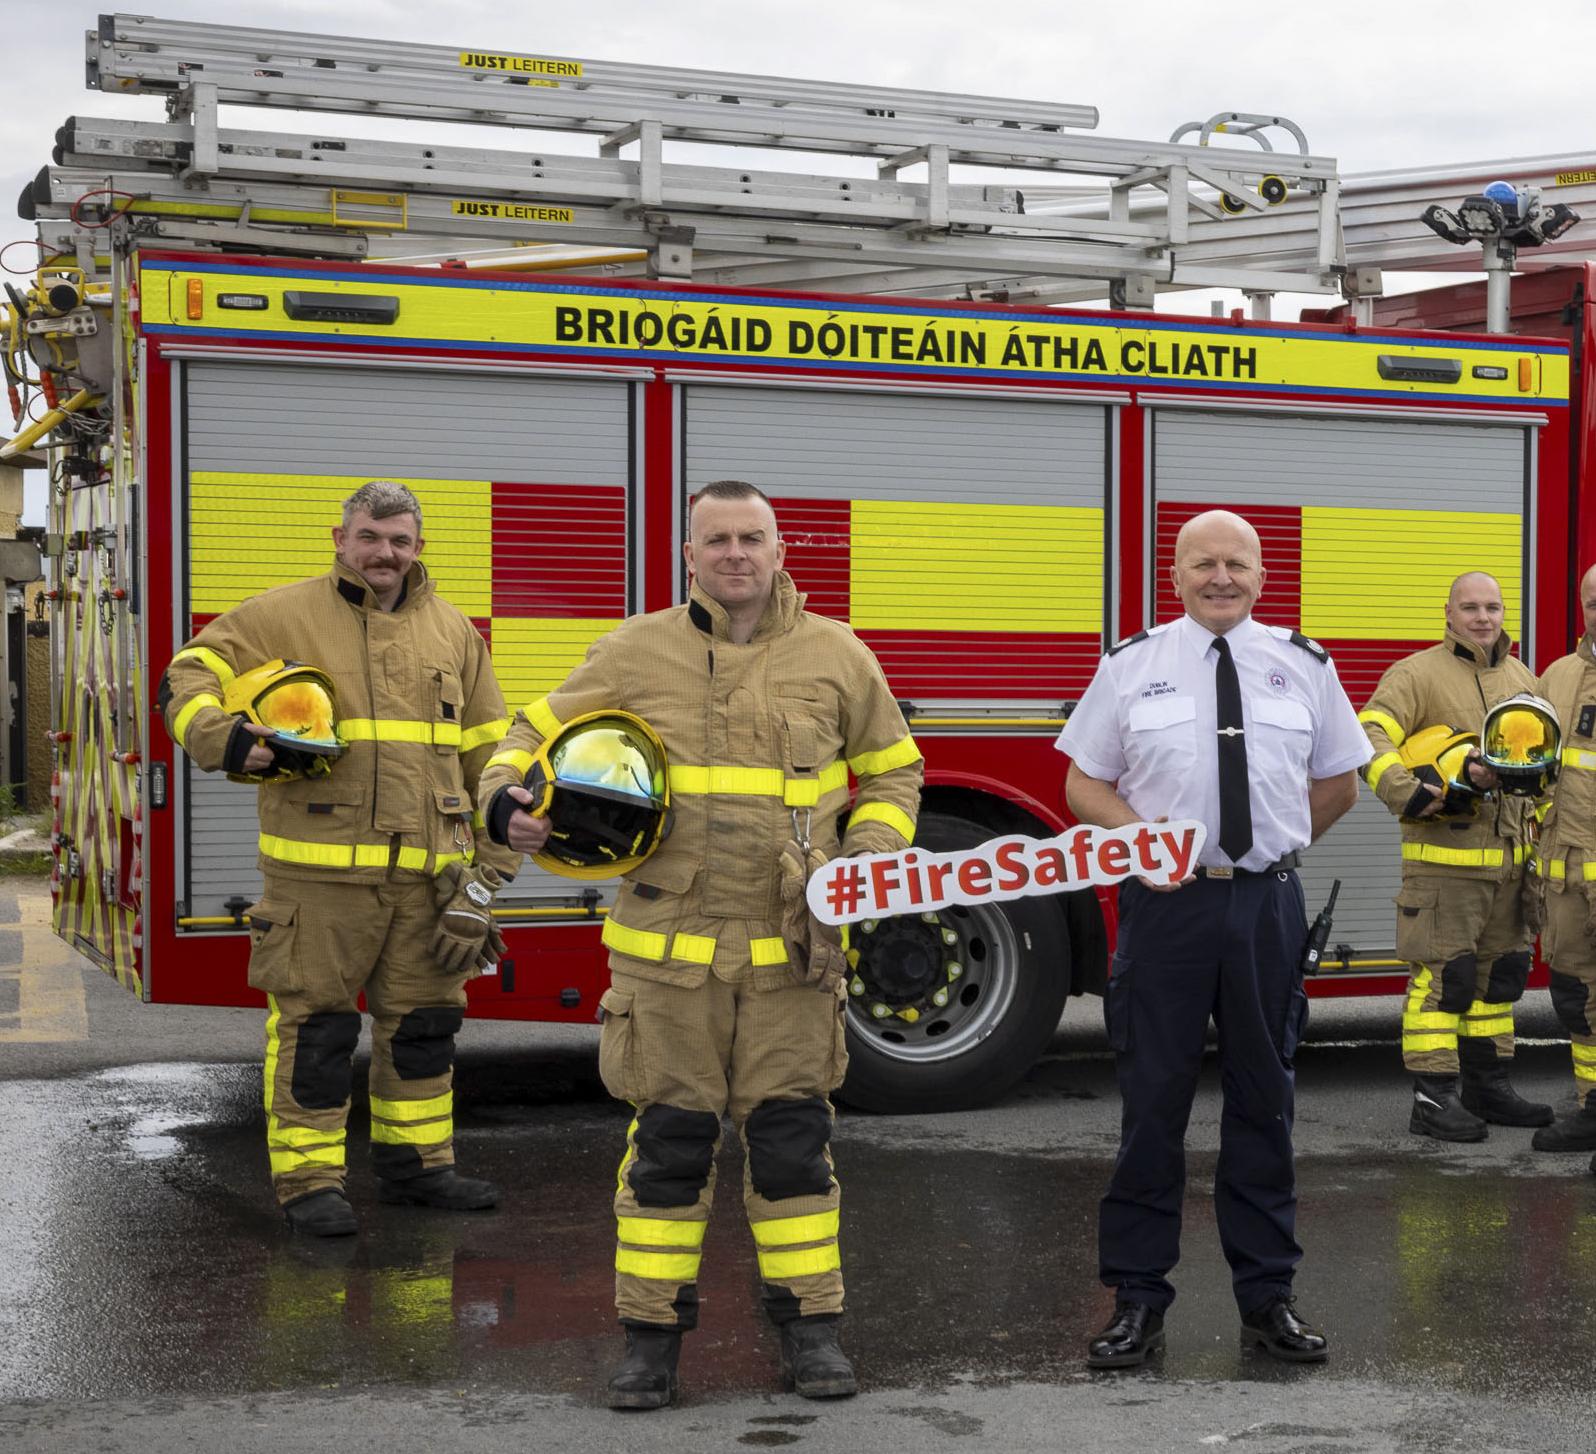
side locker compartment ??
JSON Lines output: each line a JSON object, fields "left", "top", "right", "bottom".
{"left": 1148, "top": 404, "right": 1533, "bottom": 960}
{"left": 171, "top": 357, "right": 639, "bottom": 937}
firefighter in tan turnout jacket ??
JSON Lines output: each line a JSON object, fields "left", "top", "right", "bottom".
{"left": 480, "top": 480, "right": 922, "bottom": 1408}
{"left": 161, "top": 482, "right": 518, "bottom": 1236}
{"left": 1359, "top": 572, "right": 1552, "bottom": 1141}
{"left": 1530, "top": 563, "right": 1596, "bottom": 1163}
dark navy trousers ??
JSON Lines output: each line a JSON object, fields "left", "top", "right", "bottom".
{"left": 1099, "top": 871, "right": 1311, "bottom": 1316}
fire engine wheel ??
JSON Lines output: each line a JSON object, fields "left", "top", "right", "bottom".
{"left": 837, "top": 809, "right": 1071, "bottom": 1114}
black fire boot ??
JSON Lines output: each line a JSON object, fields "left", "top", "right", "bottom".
{"left": 1532, "top": 1101, "right": 1596, "bottom": 1151}
{"left": 1457, "top": 1040, "right": 1553, "bottom": 1127}
{"left": 778, "top": 1315, "right": 858, "bottom": 1398}
{"left": 1409, "top": 1074, "right": 1488, "bottom": 1142}
{"left": 377, "top": 1167, "right": 499, "bottom": 1210}
{"left": 283, "top": 1188, "right": 358, "bottom": 1237}
{"left": 606, "top": 1324, "right": 682, "bottom": 1410}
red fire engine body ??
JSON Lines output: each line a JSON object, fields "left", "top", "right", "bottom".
{"left": 48, "top": 249, "right": 1576, "bottom": 1110}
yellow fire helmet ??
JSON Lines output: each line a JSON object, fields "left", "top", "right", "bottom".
{"left": 1398, "top": 724, "right": 1482, "bottom": 818}
{"left": 221, "top": 659, "right": 343, "bottom": 784}
{"left": 1480, "top": 693, "right": 1562, "bottom": 796}
{"left": 522, "top": 710, "right": 673, "bottom": 879}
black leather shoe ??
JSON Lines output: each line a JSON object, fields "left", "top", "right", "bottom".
{"left": 607, "top": 1324, "right": 682, "bottom": 1410}
{"left": 1240, "top": 1298, "right": 1328, "bottom": 1363}
{"left": 1086, "top": 1301, "right": 1164, "bottom": 1369}
{"left": 377, "top": 1167, "right": 499, "bottom": 1210}
{"left": 778, "top": 1316, "right": 858, "bottom": 1398}
{"left": 282, "top": 1189, "right": 357, "bottom": 1237}
{"left": 1532, "top": 1103, "right": 1596, "bottom": 1151}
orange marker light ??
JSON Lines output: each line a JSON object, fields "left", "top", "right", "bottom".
{"left": 186, "top": 278, "right": 204, "bottom": 319}
{"left": 1518, "top": 357, "right": 1533, "bottom": 392}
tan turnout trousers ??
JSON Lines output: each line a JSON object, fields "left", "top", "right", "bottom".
{"left": 597, "top": 920, "right": 849, "bottom": 1331}
{"left": 247, "top": 874, "right": 474, "bottom": 1205}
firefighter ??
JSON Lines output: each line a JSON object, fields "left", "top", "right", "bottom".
{"left": 1531, "top": 563, "right": 1596, "bottom": 1162}
{"left": 1358, "top": 570, "right": 1552, "bottom": 1141}
{"left": 479, "top": 479, "right": 922, "bottom": 1409}
{"left": 161, "top": 480, "right": 519, "bottom": 1236}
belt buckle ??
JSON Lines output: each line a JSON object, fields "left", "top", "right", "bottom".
{"left": 1206, "top": 865, "right": 1234, "bottom": 880}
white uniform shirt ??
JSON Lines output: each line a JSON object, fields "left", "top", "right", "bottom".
{"left": 1056, "top": 614, "right": 1371, "bottom": 872}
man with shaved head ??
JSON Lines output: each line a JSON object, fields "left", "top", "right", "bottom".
{"left": 1359, "top": 570, "right": 1550, "bottom": 1142}
{"left": 1529, "top": 565, "right": 1596, "bottom": 1166}
{"left": 1059, "top": 509, "right": 1367, "bottom": 1367}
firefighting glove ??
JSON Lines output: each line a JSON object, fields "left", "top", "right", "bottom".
{"left": 778, "top": 842, "right": 848, "bottom": 993}
{"left": 430, "top": 862, "right": 506, "bottom": 975}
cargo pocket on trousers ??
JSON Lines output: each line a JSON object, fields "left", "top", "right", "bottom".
{"left": 828, "top": 984, "right": 850, "bottom": 1091}
{"left": 1280, "top": 981, "right": 1310, "bottom": 1064}
{"left": 1104, "top": 953, "right": 1133, "bottom": 1052}
{"left": 597, "top": 986, "right": 639, "bottom": 1102}
{"left": 1393, "top": 882, "right": 1440, "bottom": 963}
{"left": 245, "top": 899, "right": 301, "bottom": 995}
{"left": 1520, "top": 870, "right": 1546, "bottom": 938}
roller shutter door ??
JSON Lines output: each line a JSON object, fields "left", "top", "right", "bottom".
{"left": 1151, "top": 407, "right": 1531, "bottom": 954}
{"left": 684, "top": 385, "right": 1111, "bottom": 702}
{"left": 178, "top": 361, "right": 633, "bottom": 919}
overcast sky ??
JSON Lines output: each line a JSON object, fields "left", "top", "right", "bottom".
{"left": 7, "top": 0, "right": 1596, "bottom": 521}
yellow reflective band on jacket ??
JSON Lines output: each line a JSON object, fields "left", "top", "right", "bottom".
{"left": 370, "top": 1091, "right": 453, "bottom": 1123}
{"left": 749, "top": 1210, "right": 840, "bottom": 1247}
{"left": 1563, "top": 747, "right": 1596, "bottom": 771}
{"left": 1366, "top": 751, "right": 1402, "bottom": 790}
{"left": 258, "top": 835, "right": 470, "bottom": 873}
{"left": 615, "top": 1247, "right": 703, "bottom": 1281}
{"left": 756, "top": 1243, "right": 842, "bottom": 1280}
{"left": 667, "top": 760, "right": 849, "bottom": 804}
{"left": 750, "top": 937, "right": 789, "bottom": 966}
{"left": 526, "top": 695, "right": 564, "bottom": 741}
{"left": 1358, "top": 709, "right": 1407, "bottom": 747}
{"left": 1401, "top": 842, "right": 1528, "bottom": 868}
{"left": 671, "top": 933, "right": 716, "bottom": 966}
{"left": 617, "top": 1216, "right": 709, "bottom": 1249}
{"left": 1530, "top": 857, "right": 1596, "bottom": 881}
{"left": 172, "top": 692, "right": 221, "bottom": 749}
{"left": 602, "top": 917, "right": 669, "bottom": 961}
{"left": 848, "top": 800, "right": 916, "bottom": 845}
{"left": 170, "top": 645, "right": 237, "bottom": 687}
{"left": 485, "top": 746, "right": 536, "bottom": 778}
{"left": 460, "top": 718, "right": 510, "bottom": 753}
{"left": 340, "top": 718, "right": 463, "bottom": 747}
{"left": 848, "top": 734, "right": 922, "bottom": 777}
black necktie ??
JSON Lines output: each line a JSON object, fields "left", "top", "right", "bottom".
{"left": 1212, "top": 636, "right": 1254, "bottom": 863}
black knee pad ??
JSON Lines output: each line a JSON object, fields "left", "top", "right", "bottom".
{"left": 289, "top": 1010, "right": 360, "bottom": 1110}
{"left": 1549, "top": 971, "right": 1594, "bottom": 1035}
{"left": 628, "top": 1103, "right": 720, "bottom": 1208}
{"left": 745, "top": 1096, "right": 833, "bottom": 1202}
{"left": 1484, "top": 950, "right": 1532, "bottom": 1004}
{"left": 391, "top": 1006, "right": 464, "bottom": 1080}
{"left": 1436, "top": 953, "right": 1479, "bottom": 1015}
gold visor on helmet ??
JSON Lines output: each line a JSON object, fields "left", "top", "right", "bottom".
{"left": 1398, "top": 724, "right": 1482, "bottom": 817}
{"left": 523, "top": 710, "right": 672, "bottom": 879}
{"left": 1480, "top": 693, "right": 1561, "bottom": 795}
{"left": 221, "top": 659, "right": 343, "bottom": 784}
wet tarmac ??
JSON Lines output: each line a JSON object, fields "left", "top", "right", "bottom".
{"left": 3, "top": 881, "right": 1596, "bottom": 1451}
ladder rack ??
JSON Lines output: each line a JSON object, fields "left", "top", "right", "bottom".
{"left": 57, "top": 12, "right": 1344, "bottom": 302}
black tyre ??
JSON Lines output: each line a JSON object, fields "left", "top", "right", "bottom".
{"left": 837, "top": 809, "right": 1073, "bottom": 1114}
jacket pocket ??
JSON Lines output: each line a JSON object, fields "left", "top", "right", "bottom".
{"left": 1125, "top": 695, "right": 1197, "bottom": 773}
{"left": 245, "top": 899, "right": 301, "bottom": 995}
{"left": 1393, "top": 880, "right": 1440, "bottom": 964}
{"left": 597, "top": 985, "right": 639, "bottom": 1102}
{"left": 433, "top": 666, "right": 465, "bottom": 756}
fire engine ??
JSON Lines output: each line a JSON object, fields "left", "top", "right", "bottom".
{"left": 7, "top": 14, "right": 1595, "bottom": 1112}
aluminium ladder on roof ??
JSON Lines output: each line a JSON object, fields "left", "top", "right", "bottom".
{"left": 64, "top": 12, "right": 1346, "bottom": 298}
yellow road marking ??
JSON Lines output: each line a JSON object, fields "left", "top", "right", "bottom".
{"left": 0, "top": 889, "right": 90, "bottom": 1042}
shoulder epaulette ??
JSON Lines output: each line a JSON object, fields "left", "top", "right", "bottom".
{"left": 1106, "top": 629, "right": 1150, "bottom": 657}
{"left": 1287, "top": 629, "right": 1330, "bottom": 664}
